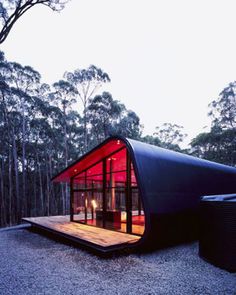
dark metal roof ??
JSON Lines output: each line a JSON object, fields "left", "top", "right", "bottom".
{"left": 52, "top": 136, "right": 236, "bottom": 248}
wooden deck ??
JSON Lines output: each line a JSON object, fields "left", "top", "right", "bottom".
{"left": 22, "top": 216, "right": 141, "bottom": 253}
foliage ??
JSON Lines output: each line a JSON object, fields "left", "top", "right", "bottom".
{"left": 115, "top": 110, "right": 143, "bottom": 140}
{"left": 1, "top": 53, "right": 235, "bottom": 229}
{"left": 141, "top": 135, "right": 161, "bottom": 146}
{"left": 87, "top": 92, "right": 142, "bottom": 148}
{"left": 65, "top": 65, "right": 110, "bottom": 151}
{"left": 87, "top": 91, "right": 124, "bottom": 146}
{"left": 191, "top": 81, "right": 236, "bottom": 166}
{"left": 0, "top": 0, "right": 69, "bottom": 44}
{"left": 191, "top": 127, "right": 236, "bottom": 166}
{"left": 208, "top": 81, "right": 236, "bottom": 129}
{"left": 154, "top": 123, "right": 187, "bottom": 151}
{"left": 0, "top": 51, "right": 142, "bottom": 227}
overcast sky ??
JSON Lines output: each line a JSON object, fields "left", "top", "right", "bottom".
{"left": 2, "top": 0, "right": 236, "bottom": 146}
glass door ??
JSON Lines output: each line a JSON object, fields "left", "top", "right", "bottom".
{"left": 70, "top": 145, "right": 145, "bottom": 236}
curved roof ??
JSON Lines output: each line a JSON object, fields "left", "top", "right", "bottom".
{"left": 52, "top": 136, "right": 236, "bottom": 247}
{"left": 128, "top": 137, "right": 236, "bottom": 212}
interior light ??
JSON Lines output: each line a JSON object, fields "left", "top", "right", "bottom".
{"left": 91, "top": 200, "right": 97, "bottom": 209}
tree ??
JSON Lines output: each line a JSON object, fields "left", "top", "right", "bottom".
{"left": 191, "top": 127, "right": 236, "bottom": 166}
{"left": 191, "top": 81, "right": 236, "bottom": 166}
{"left": 9, "top": 62, "right": 41, "bottom": 216}
{"left": 0, "top": 51, "right": 147, "bottom": 228}
{"left": 0, "top": 0, "right": 69, "bottom": 44}
{"left": 51, "top": 80, "right": 77, "bottom": 167}
{"left": 87, "top": 92, "right": 124, "bottom": 147}
{"left": 87, "top": 92, "right": 143, "bottom": 147}
{"left": 141, "top": 135, "right": 161, "bottom": 146}
{"left": 154, "top": 123, "right": 187, "bottom": 151}
{"left": 208, "top": 81, "right": 236, "bottom": 129}
{"left": 114, "top": 110, "right": 142, "bottom": 139}
{"left": 65, "top": 65, "right": 110, "bottom": 151}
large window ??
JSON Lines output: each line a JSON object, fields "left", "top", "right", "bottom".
{"left": 71, "top": 146, "right": 145, "bottom": 236}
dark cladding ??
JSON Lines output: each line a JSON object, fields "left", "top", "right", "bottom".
{"left": 52, "top": 136, "right": 236, "bottom": 250}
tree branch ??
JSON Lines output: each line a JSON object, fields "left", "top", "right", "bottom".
{"left": 0, "top": 0, "right": 69, "bottom": 45}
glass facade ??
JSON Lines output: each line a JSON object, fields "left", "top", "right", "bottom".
{"left": 71, "top": 145, "right": 145, "bottom": 236}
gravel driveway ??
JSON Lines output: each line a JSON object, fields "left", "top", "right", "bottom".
{"left": 0, "top": 226, "right": 235, "bottom": 295}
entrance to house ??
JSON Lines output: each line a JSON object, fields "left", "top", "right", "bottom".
{"left": 71, "top": 145, "right": 145, "bottom": 236}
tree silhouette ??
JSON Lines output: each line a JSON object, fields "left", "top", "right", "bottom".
{"left": 0, "top": 0, "right": 69, "bottom": 44}
{"left": 65, "top": 65, "right": 110, "bottom": 151}
{"left": 154, "top": 123, "right": 187, "bottom": 151}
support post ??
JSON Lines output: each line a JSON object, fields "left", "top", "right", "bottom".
{"left": 138, "top": 190, "right": 141, "bottom": 215}
{"left": 110, "top": 159, "right": 115, "bottom": 210}
{"left": 126, "top": 151, "right": 132, "bottom": 234}
{"left": 84, "top": 172, "right": 87, "bottom": 223}
{"left": 102, "top": 159, "right": 107, "bottom": 228}
{"left": 91, "top": 181, "right": 94, "bottom": 220}
{"left": 70, "top": 177, "right": 74, "bottom": 222}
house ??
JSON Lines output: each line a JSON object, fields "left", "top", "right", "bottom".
{"left": 24, "top": 136, "right": 236, "bottom": 252}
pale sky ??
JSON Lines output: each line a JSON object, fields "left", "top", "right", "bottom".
{"left": 2, "top": 0, "right": 236, "bottom": 146}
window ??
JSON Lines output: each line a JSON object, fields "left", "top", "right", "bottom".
{"left": 71, "top": 144, "right": 145, "bottom": 236}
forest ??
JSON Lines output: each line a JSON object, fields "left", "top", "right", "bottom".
{"left": 0, "top": 51, "right": 235, "bottom": 228}
{"left": 0, "top": 1, "right": 235, "bottom": 229}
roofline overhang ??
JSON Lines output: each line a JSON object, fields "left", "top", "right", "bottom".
{"left": 52, "top": 136, "right": 132, "bottom": 182}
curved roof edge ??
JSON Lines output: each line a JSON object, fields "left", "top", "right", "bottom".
{"left": 51, "top": 136, "right": 128, "bottom": 182}
{"left": 52, "top": 136, "right": 236, "bottom": 182}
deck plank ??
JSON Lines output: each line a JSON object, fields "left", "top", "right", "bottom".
{"left": 22, "top": 216, "right": 141, "bottom": 250}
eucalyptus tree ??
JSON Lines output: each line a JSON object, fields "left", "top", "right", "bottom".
{"left": 154, "top": 123, "right": 187, "bottom": 151}
{"left": 0, "top": 55, "right": 22, "bottom": 222}
{"left": 208, "top": 81, "right": 236, "bottom": 129}
{"left": 87, "top": 92, "right": 143, "bottom": 148}
{"left": 141, "top": 135, "right": 162, "bottom": 146}
{"left": 8, "top": 62, "right": 41, "bottom": 216}
{"left": 0, "top": 0, "right": 70, "bottom": 44}
{"left": 52, "top": 80, "right": 78, "bottom": 167}
{"left": 191, "top": 81, "right": 236, "bottom": 166}
{"left": 65, "top": 65, "right": 110, "bottom": 151}
{"left": 114, "top": 110, "right": 142, "bottom": 140}
{"left": 0, "top": 51, "right": 12, "bottom": 225}
{"left": 50, "top": 80, "right": 82, "bottom": 213}
{"left": 87, "top": 92, "right": 124, "bottom": 147}
{"left": 191, "top": 127, "right": 236, "bottom": 166}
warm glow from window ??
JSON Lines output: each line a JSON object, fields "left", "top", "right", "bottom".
{"left": 91, "top": 200, "right": 97, "bottom": 209}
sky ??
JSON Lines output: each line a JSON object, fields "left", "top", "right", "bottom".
{"left": 2, "top": 0, "right": 236, "bottom": 146}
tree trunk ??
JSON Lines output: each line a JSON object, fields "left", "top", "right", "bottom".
{"left": 36, "top": 150, "right": 44, "bottom": 215}
{"left": 21, "top": 99, "right": 26, "bottom": 217}
{"left": 0, "top": 158, "right": 6, "bottom": 227}
{"left": 12, "top": 127, "right": 20, "bottom": 222}
{"left": 8, "top": 145, "right": 12, "bottom": 225}
{"left": 84, "top": 105, "right": 88, "bottom": 151}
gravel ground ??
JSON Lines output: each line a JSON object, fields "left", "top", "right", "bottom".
{"left": 0, "top": 227, "right": 235, "bottom": 295}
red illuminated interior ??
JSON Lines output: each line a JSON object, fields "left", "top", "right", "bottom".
{"left": 53, "top": 139, "right": 145, "bottom": 236}
{"left": 53, "top": 139, "right": 126, "bottom": 183}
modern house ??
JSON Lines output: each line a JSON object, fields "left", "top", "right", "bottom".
{"left": 24, "top": 136, "right": 236, "bottom": 252}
